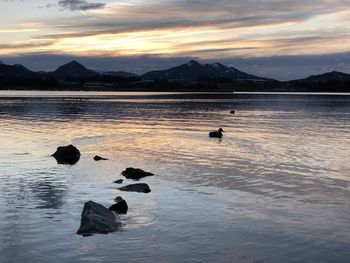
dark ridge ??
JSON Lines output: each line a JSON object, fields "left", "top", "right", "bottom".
{"left": 142, "top": 60, "right": 271, "bottom": 82}
{"left": 53, "top": 60, "right": 97, "bottom": 79}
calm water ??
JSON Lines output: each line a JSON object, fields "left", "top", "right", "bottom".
{"left": 0, "top": 92, "right": 349, "bottom": 263}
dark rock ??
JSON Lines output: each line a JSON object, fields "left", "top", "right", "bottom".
{"left": 114, "top": 196, "right": 123, "bottom": 202}
{"left": 109, "top": 196, "right": 128, "bottom": 214}
{"left": 230, "top": 110, "right": 235, "bottom": 114}
{"left": 94, "top": 155, "right": 108, "bottom": 161}
{"left": 121, "top": 167, "right": 154, "bottom": 180}
{"left": 52, "top": 144, "right": 81, "bottom": 165}
{"left": 77, "top": 201, "right": 120, "bottom": 236}
{"left": 118, "top": 183, "right": 151, "bottom": 193}
{"left": 114, "top": 179, "right": 124, "bottom": 184}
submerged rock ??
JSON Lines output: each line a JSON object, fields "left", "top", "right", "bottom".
{"left": 109, "top": 196, "right": 128, "bottom": 214}
{"left": 77, "top": 201, "right": 120, "bottom": 236}
{"left": 94, "top": 155, "right": 108, "bottom": 161}
{"left": 52, "top": 144, "right": 80, "bottom": 165}
{"left": 114, "top": 179, "right": 124, "bottom": 184}
{"left": 118, "top": 183, "right": 151, "bottom": 193}
{"left": 121, "top": 167, "right": 154, "bottom": 180}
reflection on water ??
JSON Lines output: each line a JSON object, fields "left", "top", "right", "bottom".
{"left": 0, "top": 92, "right": 349, "bottom": 263}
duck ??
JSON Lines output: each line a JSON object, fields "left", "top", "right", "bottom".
{"left": 209, "top": 128, "right": 224, "bottom": 138}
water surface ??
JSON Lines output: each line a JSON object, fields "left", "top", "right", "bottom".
{"left": 0, "top": 92, "right": 349, "bottom": 262}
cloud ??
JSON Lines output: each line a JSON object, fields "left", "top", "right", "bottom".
{"left": 57, "top": 0, "right": 105, "bottom": 11}
{"left": 30, "top": 0, "right": 350, "bottom": 49}
{"left": 0, "top": 41, "right": 56, "bottom": 50}
{"left": 35, "top": 15, "right": 305, "bottom": 40}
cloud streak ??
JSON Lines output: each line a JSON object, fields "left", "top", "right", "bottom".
{"left": 58, "top": 0, "right": 105, "bottom": 11}
{"left": 44, "top": 0, "right": 106, "bottom": 11}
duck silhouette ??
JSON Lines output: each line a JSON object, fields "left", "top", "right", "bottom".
{"left": 209, "top": 128, "right": 224, "bottom": 138}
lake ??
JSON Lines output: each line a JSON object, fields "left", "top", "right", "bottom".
{"left": 0, "top": 91, "right": 349, "bottom": 263}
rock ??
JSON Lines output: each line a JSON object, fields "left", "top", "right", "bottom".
{"left": 118, "top": 183, "right": 151, "bottom": 193}
{"left": 114, "top": 179, "right": 124, "bottom": 184}
{"left": 94, "top": 155, "right": 108, "bottom": 161}
{"left": 230, "top": 110, "right": 235, "bottom": 114}
{"left": 77, "top": 201, "right": 120, "bottom": 236}
{"left": 121, "top": 167, "right": 154, "bottom": 180}
{"left": 109, "top": 196, "right": 128, "bottom": 214}
{"left": 52, "top": 144, "right": 81, "bottom": 165}
{"left": 114, "top": 196, "right": 123, "bottom": 202}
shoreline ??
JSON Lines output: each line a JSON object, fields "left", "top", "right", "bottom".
{"left": 0, "top": 90, "right": 349, "bottom": 99}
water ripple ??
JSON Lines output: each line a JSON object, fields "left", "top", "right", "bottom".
{"left": 0, "top": 93, "right": 350, "bottom": 262}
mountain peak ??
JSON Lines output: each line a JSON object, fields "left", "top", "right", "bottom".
{"left": 308, "top": 71, "right": 347, "bottom": 78}
{"left": 210, "top": 62, "right": 228, "bottom": 70}
{"left": 54, "top": 60, "right": 96, "bottom": 78}
{"left": 329, "top": 71, "right": 344, "bottom": 75}
{"left": 69, "top": 60, "right": 80, "bottom": 64}
{"left": 64, "top": 60, "right": 85, "bottom": 68}
{"left": 186, "top": 60, "right": 201, "bottom": 67}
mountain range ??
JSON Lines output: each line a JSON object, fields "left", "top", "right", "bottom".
{"left": 0, "top": 59, "right": 349, "bottom": 92}
{"left": 142, "top": 60, "right": 270, "bottom": 81}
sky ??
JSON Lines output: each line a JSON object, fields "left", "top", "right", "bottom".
{"left": 1, "top": 0, "right": 350, "bottom": 80}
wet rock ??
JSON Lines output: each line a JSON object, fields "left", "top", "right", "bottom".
{"left": 114, "top": 179, "right": 124, "bottom": 184}
{"left": 94, "top": 155, "right": 108, "bottom": 161}
{"left": 52, "top": 144, "right": 80, "bottom": 165}
{"left": 77, "top": 201, "right": 120, "bottom": 236}
{"left": 109, "top": 196, "right": 128, "bottom": 214}
{"left": 114, "top": 196, "right": 123, "bottom": 202}
{"left": 118, "top": 183, "right": 151, "bottom": 193}
{"left": 121, "top": 167, "right": 154, "bottom": 180}
{"left": 230, "top": 110, "right": 235, "bottom": 114}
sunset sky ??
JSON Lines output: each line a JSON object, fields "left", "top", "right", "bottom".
{"left": 1, "top": 0, "right": 350, "bottom": 79}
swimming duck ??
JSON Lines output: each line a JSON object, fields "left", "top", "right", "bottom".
{"left": 209, "top": 128, "right": 224, "bottom": 138}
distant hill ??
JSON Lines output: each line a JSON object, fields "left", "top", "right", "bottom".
{"left": 53, "top": 60, "right": 97, "bottom": 79}
{"left": 287, "top": 71, "right": 350, "bottom": 92}
{"left": 142, "top": 60, "right": 271, "bottom": 81}
{"left": 0, "top": 63, "right": 36, "bottom": 78}
{"left": 0, "top": 62, "right": 58, "bottom": 89}
{"left": 295, "top": 71, "right": 350, "bottom": 83}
